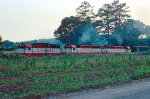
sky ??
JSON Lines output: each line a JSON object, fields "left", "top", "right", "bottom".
{"left": 0, "top": 0, "right": 150, "bottom": 42}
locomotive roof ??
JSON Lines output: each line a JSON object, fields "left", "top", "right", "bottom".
{"left": 32, "top": 43, "right": 49, "bottom": 45}
{"left": 32, "top": 43, "right": 59, "bottom": 45}
{"left": 32, "top": 43, "right": 60, "bottom": 48}
{"left": 18, "top": 43, "right": 32, "bottom": 48}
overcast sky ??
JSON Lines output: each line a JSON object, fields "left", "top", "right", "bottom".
{"left": 0, "top": 0, "right": 150, "bottom": 42}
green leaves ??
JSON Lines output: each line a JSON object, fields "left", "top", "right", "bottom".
{"left": 96, "top": 0, "right": 130, "bottom": 45}
{"left": 76, "top": 1, "right": 94, "bottom": 22}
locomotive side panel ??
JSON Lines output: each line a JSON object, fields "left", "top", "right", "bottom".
{"left": 32, "top": 48, "right": 46, "bottom": 56}
{"left": 65, "top": 48, "right": 72, "bottom": 54}
{"left": 78, "top": 48, "right": 92, "bottom": 55}
{"left": 15, "top": 48, "right": 25, "bottom": 54}
{"left": 91, "top": 48, "right": 102, "bottom": 54}
{"left": 106, "top": 49, "right": 127, "bottom": 53}
{"left": 15, "top": 43, "right": 130, "bottom": 56}
{"left": 50, "top": 48, "right": 61, "bottom": 55}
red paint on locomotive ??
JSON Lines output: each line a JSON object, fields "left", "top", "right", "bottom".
{"left": 15, "top": 43, "right": 130, "bottom": 56}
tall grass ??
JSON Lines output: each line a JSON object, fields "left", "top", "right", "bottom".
{"left": 0, "top": 53, "right": 150, "bottom": 98}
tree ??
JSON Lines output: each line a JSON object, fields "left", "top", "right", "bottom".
{"left": 112, "top": 0, "right": 130, "bottom": 28}
{"left": 2, "top": 40, "right": 18, "bottom": 50}
{"left": 54, "top": 16, "right": 86, "bottom": 45}
{"left": 54, "top": 16, "right": 100, "bottom": 45}
{"left": 76, "top": 1, "right": 99, "bottom": 45}
{"left": 55, "top": 1, "right": 101, "bottom": 45}
{"left": 76, "top": 1, "right": 95, "bottom": 22}
{"left": 113, "top": 19, "right": 148, "bottom": 46}
{"left": 0, "top": 35, "right": 2, "bottom": 43}
{"left": 96, "top": 0, "right": 130, "bottom": 45}
{"left": 97, "top": 4, "right": 114, "bottom": 45}
{"left": 0, "top": 35, "right": 2, "bottom": 51}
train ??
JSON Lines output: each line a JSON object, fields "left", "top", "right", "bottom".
{"left": 14, "top": 43, "right": 131, "bottom": 56}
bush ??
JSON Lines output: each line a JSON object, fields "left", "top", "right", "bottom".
{"left": 0, "top": 51, "right": 25, "bottom": 59}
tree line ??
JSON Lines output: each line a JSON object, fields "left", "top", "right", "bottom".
{"left": 54, "top": 0, "right": 150, "bottom": 46}
{"left": 1, "top": 0, "right": 150, "bottom": 51}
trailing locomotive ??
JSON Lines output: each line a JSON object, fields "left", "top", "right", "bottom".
{"left": 15, "top": 43, "right": 131, "bottom": 56}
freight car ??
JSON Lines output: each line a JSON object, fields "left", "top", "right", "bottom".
{"left": 15, "top": 43, "right": 131, "bottom": 56}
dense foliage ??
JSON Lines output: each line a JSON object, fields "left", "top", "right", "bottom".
{"left": 54, "top": 16, "right": 87, "bottom": 45}
{"left": 54, "top": 0, "right": 150, "bottom": 46}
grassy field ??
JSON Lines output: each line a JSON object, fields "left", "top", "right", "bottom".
{"left": 0, "top": 52, "right": 150, "bottom": 98}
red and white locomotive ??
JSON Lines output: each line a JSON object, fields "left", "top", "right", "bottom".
{"left": 15, "top": 43, "right": 131, "bottom": 56}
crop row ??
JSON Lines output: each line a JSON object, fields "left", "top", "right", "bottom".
{"left": 0, "top": 53, "right": 150, "bottom": 98}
